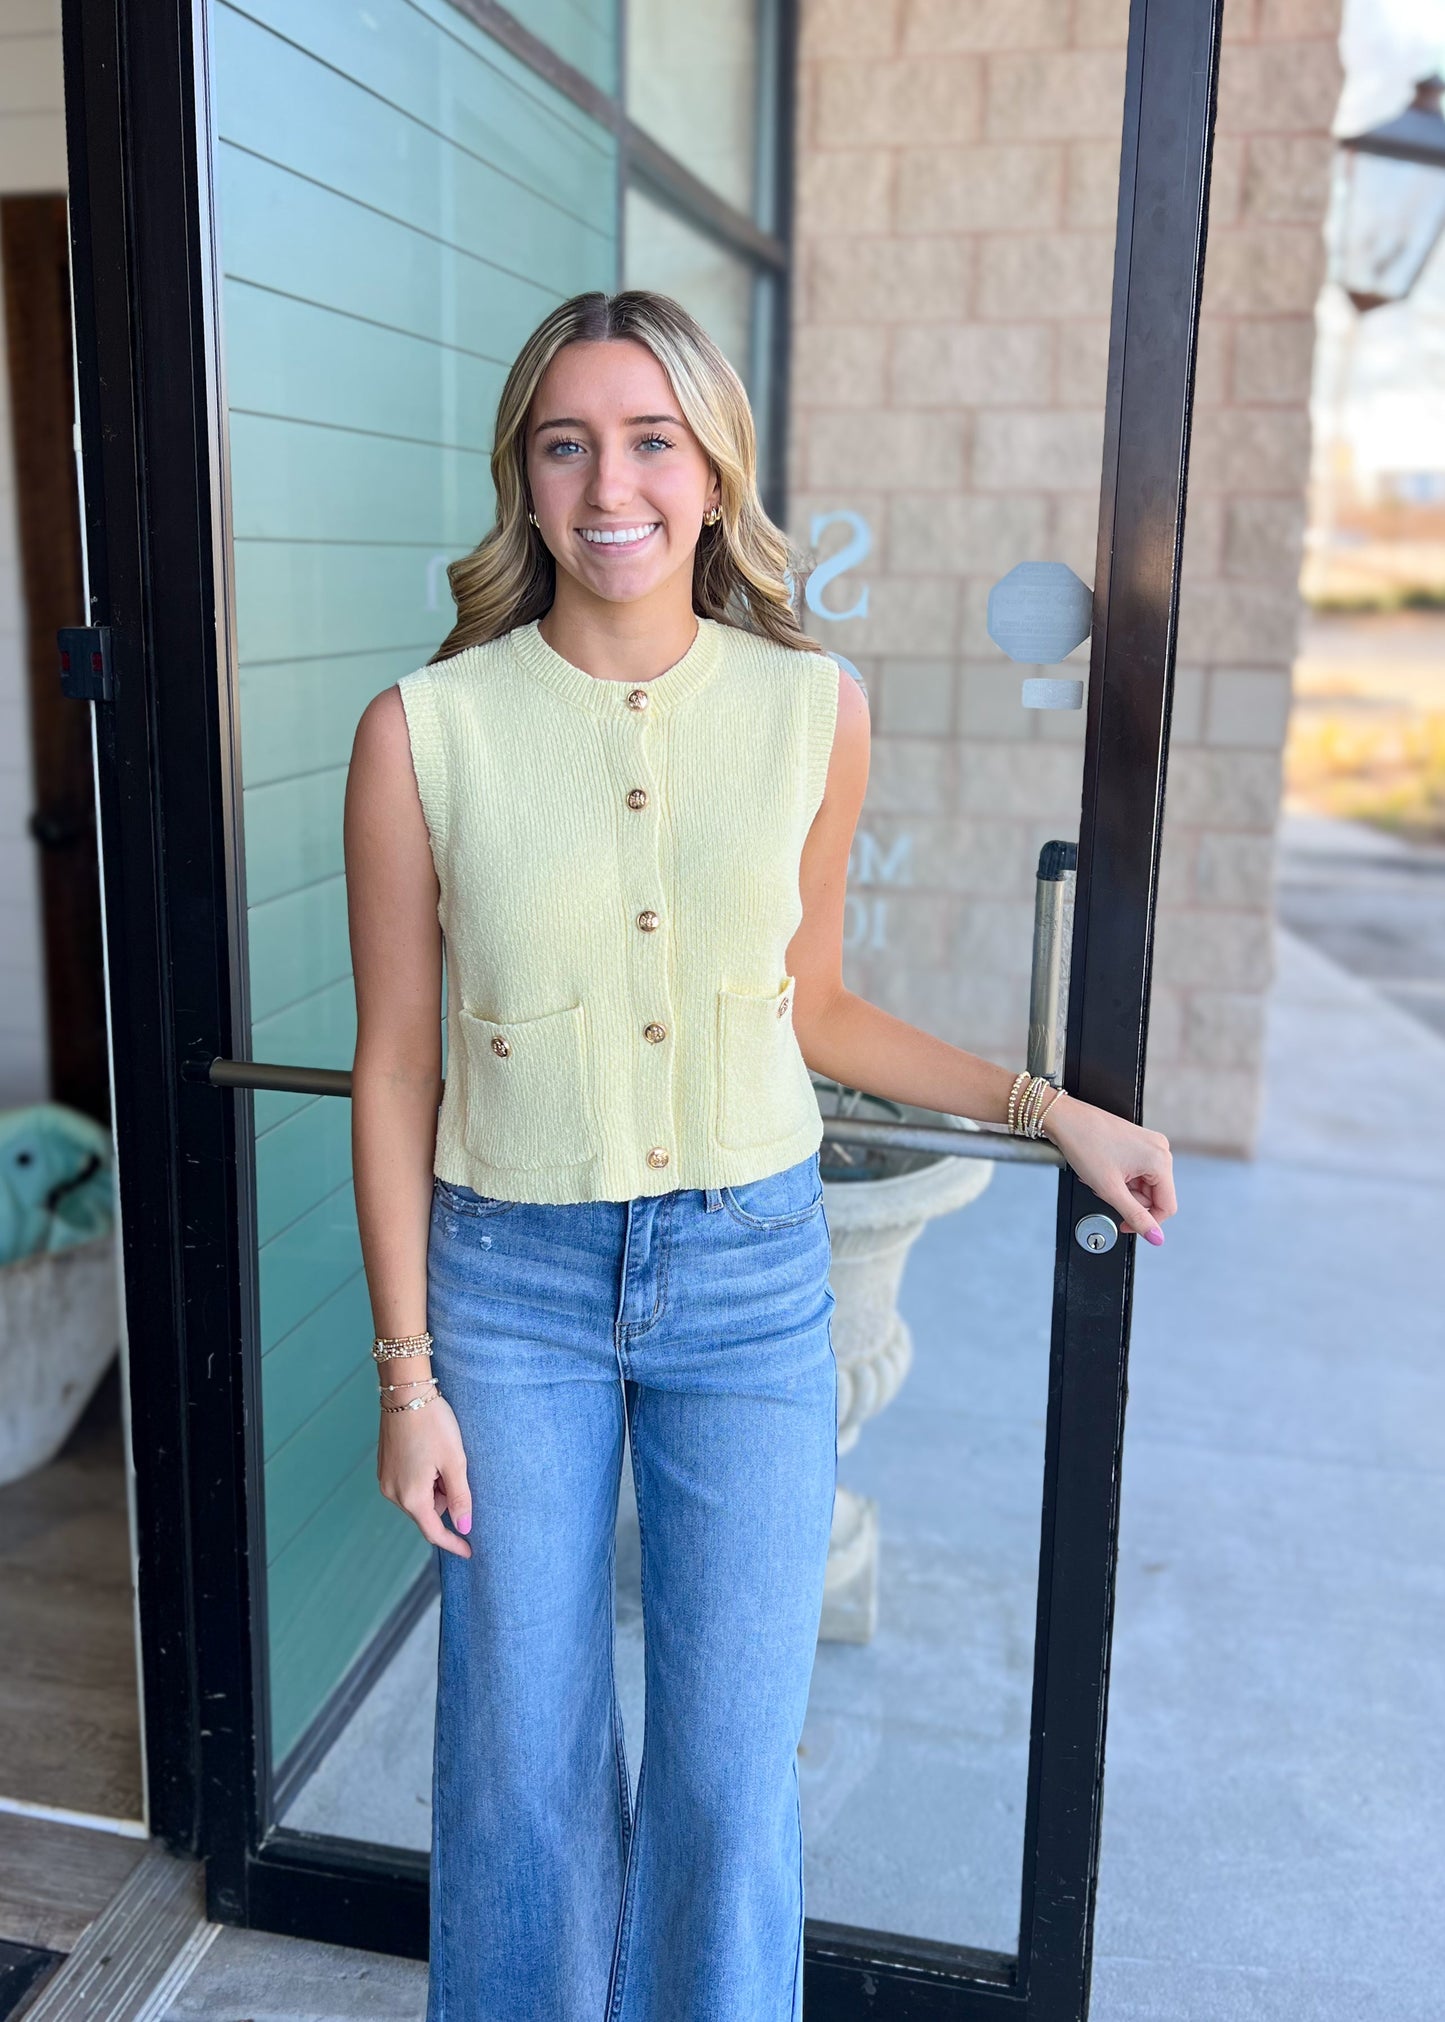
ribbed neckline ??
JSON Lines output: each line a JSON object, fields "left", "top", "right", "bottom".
{"left": 508, "top": 615, "right": 725, "bottom": 718}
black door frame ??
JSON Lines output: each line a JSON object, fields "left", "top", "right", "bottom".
{"left": 59, "top": 0, "right": 1221, "bottom": 2011}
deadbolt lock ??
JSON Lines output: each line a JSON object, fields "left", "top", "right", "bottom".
{"left": 1074, "top": 1213, "right": 1118, "bottom": 1255}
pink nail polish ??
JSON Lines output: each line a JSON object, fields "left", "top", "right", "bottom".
{"left": 457, "top": 1513, "right": 471, "bottom": 1535}
{"left": 1143, "top": 1227, "right": 1164, "bottom": 1247}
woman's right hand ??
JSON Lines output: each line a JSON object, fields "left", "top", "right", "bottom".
{"left": 378, "top": 1393, "right": 473, "bottom": 1557}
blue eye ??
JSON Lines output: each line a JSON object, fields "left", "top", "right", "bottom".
{"left": 545, "top": 437, "right": 584, "bottom": 457}
{"left": 639, "top": 434, "right": 673, "bottom": 452}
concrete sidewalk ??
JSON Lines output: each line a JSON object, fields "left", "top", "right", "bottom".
{"left": 1091, "top": 916, "right": 1445, "bottom": 2020}
{"left": 154, "top": 902, "right": 1445, "bottom": 2019}
{"left": 1277, "top": 807, "right": 1445, "bottom": 1042}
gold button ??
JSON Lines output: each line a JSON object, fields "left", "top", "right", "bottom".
{"left": 491, "top": 1035, "right": 511, "bottom": 1057}
{"left": 646, "top": 1146, "right": 670, "bottom": 1169}
{"left": 777, "top": 994, "right": 791, "bottom": 1018}
{"left": 644, "top": 1022, "right": 667, "bottom": 1043}
{"left": 637, "top": 909, "right": 660, "bottom": 932}
{"left": 626, "top": 687, "right": 650, "bottom": 711}
{"left": 626, "top": 788, "right": 648, "bottom": 810}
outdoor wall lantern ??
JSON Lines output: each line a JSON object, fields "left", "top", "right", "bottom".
{"left": 1334, "top": 73, "right": 1445, "bottom": 312}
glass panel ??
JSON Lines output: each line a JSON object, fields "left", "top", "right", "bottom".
{"left": 626, "top": 0, "right": 760, "bottom": 217}
{"left": 211, "top": 0, "right": 1132, "bottom": 1983}
{"left": 623, "top": 184, "right": 756, "bottom": 384}
{"left": 485, "top": 0, "right": 619, "bottom": 96}
{"left": 776, "top": 16, "right": 1127, "bottom": 1957}
{"left": 206, "top": 0, "right": 619, "bottom": 1776}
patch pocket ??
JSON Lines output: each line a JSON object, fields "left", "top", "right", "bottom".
{"left": 722, "top": 1153, "right": 825, "bottom": 1230}
{"left": 458, "top": 999, "right": 598, "bottom": 1172}
{"left": 715, "top": 974, "right": 816, "bottom": 1150}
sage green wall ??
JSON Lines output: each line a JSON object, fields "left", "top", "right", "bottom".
{"left": 209, "top": 0, "right": 618, "bottom": 1768}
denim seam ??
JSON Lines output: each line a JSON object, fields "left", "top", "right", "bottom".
{"left": 428, "top": 1579, "right": 447, "bottom": 2022}
{"left": 618, "top": 1191, "right": 675, "bottom": 1341}
{"left": 719, "top": 1191, "right": 824, "bottom": 1232}
{"left": 607, "top": 1524, "right": 633, "bottom": 1856}
{"left": 790, "top": 1754, "right": 805, "bottom": 2022}
{"left": 432, "top": 1177, "right": 518, "bottom": 1219}
{"left": 606, "top": 1748, "right": 646, "bottom": 2022}
{"left": 606, "top": 1384, "right": 648, "bottom": 2022}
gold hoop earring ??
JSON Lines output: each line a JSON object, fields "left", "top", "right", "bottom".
{"left": 702, "top": 505, "right": 722, "bottom": 527}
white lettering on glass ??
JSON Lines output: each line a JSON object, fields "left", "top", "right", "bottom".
{"left": 805, "top": 511, "right": 871, "bottom": 622}
{"left": 852, "top": 832, "right": 913, "bottom": 887}
{"left": 425, "top": 553, "right": 452, "bottom": 612}
{"left": 844, "top": 831, "right": 912, "bottom": 954}
{"left": 844, "top": 895, "right": 891, "bottom": 951}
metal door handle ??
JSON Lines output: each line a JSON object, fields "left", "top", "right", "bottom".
{"left": 1028, "top": 840, "right": 1077, "bottom": 1085}
{"left": 186, "top": 1057, "right": 1066, "bottom": 1167}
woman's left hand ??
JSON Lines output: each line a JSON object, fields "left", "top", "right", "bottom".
{"left": 1038, "top": 1091, "right": 1177, "bottom": 1246}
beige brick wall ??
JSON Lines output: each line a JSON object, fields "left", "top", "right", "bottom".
{"left": 789, "top": 0, "right": 1342, "bottom": 1155}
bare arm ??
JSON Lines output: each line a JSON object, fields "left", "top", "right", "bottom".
{"left": 786, "top": 668, "right": 1177, "bottom": 1244}
{"left": 344, "top": 685, "right": 471, "bottom": 1553}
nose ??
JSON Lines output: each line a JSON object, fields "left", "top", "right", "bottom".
{"left": 586, "top": 440, "right": 635, "bottom": 515}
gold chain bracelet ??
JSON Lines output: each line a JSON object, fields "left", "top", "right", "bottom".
{"left": 381, "top": 1383, "right": 441, "bottom": 1415}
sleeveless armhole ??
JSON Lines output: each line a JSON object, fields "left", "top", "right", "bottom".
{"left": 803, "top": 653, "right": 842, "bottom": 831}
{"left": 396, "top": 663, "right": 449, "bottom": 867}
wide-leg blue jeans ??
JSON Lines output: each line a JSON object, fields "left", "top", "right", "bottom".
{"left": 424, "top": 1149, "right": 839, "bottom": 2022}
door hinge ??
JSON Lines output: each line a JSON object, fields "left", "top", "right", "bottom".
{"left": 57, "top": 625, "right": 116, "bottom": 703}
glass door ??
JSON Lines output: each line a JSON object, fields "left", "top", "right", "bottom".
{"left": 61, "top": 0, "right": 1220, "bottom": 2010}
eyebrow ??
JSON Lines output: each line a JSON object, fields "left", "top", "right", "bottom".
{"left": 532, "top": 413, "right": 684, "bottom": 432}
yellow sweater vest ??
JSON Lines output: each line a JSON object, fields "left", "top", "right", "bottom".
{"left": 396, "top": 616, "right": 841, "bottom": 1204}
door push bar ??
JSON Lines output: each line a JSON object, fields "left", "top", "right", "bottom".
{"left": 1028, "top": 840, "right": 1076, "bottom": 1087}
{"left": 186, "top": 1056, "right": 1064, "bottom": 1169}
{"left": 185, "top": 843, "right": 1079, "bottom": 1172}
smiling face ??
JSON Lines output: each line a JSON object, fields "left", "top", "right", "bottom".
{"left": 525, "top": 338, "right": 720, "bottom": 615}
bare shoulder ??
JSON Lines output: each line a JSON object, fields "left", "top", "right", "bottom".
{"left": 832, "top": 661, "right": 870, "bottom": 745}
{"left": 826, "top": 659, "right": 870, "bottom": 771}
{"left": 350, "top": 682, "right": 412, "bottom": 783}
{"left": 356, "top": 679, "right": 409, "bottom": 740}
{"left": 821, "top": 660, "right": 869, "bottom": 816}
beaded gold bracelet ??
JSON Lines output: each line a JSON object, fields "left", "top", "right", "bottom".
{"left": 1007, "top": 1070, "right": 1030, "bottom": 1135}
{"left": 1008, "top": 1071, "right": 1064, "bottom": 1140}
{"left": 1037, "top": 1081, "right": 1064, "bottom": 1135}
{"left": 373, "top": 1329, "right": 433, "bottom": 1363}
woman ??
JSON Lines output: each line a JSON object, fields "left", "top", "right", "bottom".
{"left": 343, "top": 289, "right": 1176, "bottom": 2021}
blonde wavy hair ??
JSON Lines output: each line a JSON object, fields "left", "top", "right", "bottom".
{"left": 428, "top": 289, "right": 821, "bottom": 663}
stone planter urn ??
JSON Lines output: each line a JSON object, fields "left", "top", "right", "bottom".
{"left": 0, "top": 1102, "right": 120, "bottom": 1486}
{"left": 816, "top": 1087, "right": 994, "bottom": 1643}
{"left": 0, "top": 1231, "right": 119, "bottom": 1485}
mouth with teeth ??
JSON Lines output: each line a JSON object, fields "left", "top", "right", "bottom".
{"left": 577, "top": 522, "right": 661, "bottom": 549}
